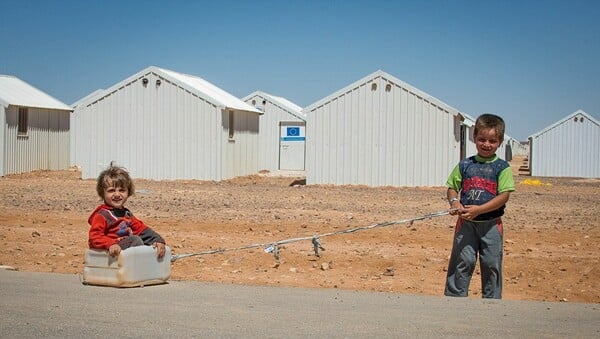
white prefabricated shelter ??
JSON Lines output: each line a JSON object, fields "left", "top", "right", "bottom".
{"left": 243, "top": 91, "right": 306, "bottom": 171}
{"left": 71, "top": 66, "right": 262, "bottom": 180}
{"left": 303, "top": 70, "right": 465, "bottom": 187}
{"left": 506, "top": 137, "right": 528, "bottom": 157}
{"left": 528, "top": 109, "right": 600, "bottom": 178}
{"left": 71, "top": 89, "right": 104, "bottom": 109}
{"left": 0, "top": 75, "right": 72, "bottom": 176}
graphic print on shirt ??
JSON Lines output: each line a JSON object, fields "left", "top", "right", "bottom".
{"left": 462, "top": 177, "right": 498, "bottom": 202}
{"left": 116, "top": 220, "right": 132, "bottom": 236}
{"left": 97, "top": 208, "right": 133, "bottom": 237}
{"left": 458, "top": 156, "right": 509, "bottom": 221}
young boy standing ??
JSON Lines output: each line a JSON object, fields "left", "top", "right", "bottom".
{"left": 445, "top": 114, "right": 515, "bottom": 299}
{"left": 88, "top": 164, "right": 166, "bottom": 258}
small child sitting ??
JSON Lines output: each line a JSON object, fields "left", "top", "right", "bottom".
{"left": 88, "top": 163, "right": 166, "bottom": 258}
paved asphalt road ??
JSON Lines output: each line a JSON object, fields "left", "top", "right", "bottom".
{"left": 0, "top": 269, "right": 598, "bottom": 338}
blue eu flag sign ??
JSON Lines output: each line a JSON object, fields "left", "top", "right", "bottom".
{"left": 282, "top": 126, "right": 305, "bottom": 141}
{"left": 287, "top": 127, "right": 300, "bottom": 136}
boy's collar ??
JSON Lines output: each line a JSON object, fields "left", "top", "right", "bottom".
{"left": 474, "top": 154, "right": 498, "bottom": 163}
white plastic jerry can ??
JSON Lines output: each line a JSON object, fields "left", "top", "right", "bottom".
{"left": 83, "top": 245, "right": 171, "bottom": 287}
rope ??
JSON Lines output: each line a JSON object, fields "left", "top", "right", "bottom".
{"left": 170, "top": 208, "right": 456, "bottom": 263}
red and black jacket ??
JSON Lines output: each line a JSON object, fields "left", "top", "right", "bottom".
{"left": 88, "top": 204, "right": 165, "bottom": 249}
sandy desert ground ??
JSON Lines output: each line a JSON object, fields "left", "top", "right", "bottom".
{"left": 0, "top": 156, "right": 598, "bottom": 303}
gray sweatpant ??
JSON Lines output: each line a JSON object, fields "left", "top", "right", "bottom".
{"left": 118, "top": 235, "right": 144, "bottom": 250}
{"left": 444, "top": 217, "right": 504, "bottom": 299}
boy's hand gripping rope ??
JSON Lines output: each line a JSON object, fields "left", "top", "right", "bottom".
{"left": 170, "top": 208, "right": 457, "bottom": 263}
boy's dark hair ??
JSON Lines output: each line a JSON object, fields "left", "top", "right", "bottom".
{"left": 474, "top": 113, "right": 505, "bottom": 142}
{"left": 96, "top": 162, "right": 135, "bottom": 198}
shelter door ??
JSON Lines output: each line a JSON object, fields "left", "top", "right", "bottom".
{"left": 279, "top": 122, "right": 305, "bottom": 170}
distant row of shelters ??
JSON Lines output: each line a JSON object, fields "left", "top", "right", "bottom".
{"left": 1, "top": 68, "right": 598, "bottom": 184}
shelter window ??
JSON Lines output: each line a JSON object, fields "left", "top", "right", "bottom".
{"left": 18, "top": 107, "right": 28, "bottom": 136}
{"left": 228, "top": 110, "right": 235, "bottom": 139}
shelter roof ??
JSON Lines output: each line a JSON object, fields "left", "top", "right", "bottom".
{"left": 243, "top": 90, "right": 305, "bottom": 121}
{"left": 303, "top": 70, "right": 464, "bottom": 117}
{"left": 0, "top": 75, "right": 72, "bottom": 111}
{"left": 76, "top": 66, "right": 261, "bottom": 114}
{"left": 529, "top": 109, "right": 599, "bottom": 139}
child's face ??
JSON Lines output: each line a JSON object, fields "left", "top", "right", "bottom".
{"left": 103, "top": 184, "right": 129, "bottom": 209}
{"left": 474, "top": 127, "right": 502, "bottom": 158}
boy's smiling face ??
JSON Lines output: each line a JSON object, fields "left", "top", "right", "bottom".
{"left": 474, "top": 127, "right": 502, "bottom": 158}
{"left": 103, "top": 184, "right": 129, "bottom": 209}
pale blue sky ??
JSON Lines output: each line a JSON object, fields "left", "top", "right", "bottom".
{"left": 2, "top": 0, "right": 599, "bottom": 140}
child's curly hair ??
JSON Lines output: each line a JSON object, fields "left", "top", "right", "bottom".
{"left": 96, "top": 162, "right": 135, "bottom": 198}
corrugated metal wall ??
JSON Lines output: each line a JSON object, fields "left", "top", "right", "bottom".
{"left": 222, "top": 109, "right": 259, "bottom": 179}
{"left": 72, "top": 72, "right": 260, "bottom": 180}
{"left": 463, "top": 124, "right": 478, "bottom": 159}
{"left": 2, "top": 106, "right": 69, "bottom": 175}
{"left": 0, "top": 106, "right": 5, "bottom": 175}
{"left": 306, "top": 75, "right": 460, "bottom": 187}
{"left": 530, "top": 112, "right": 600, "bottom": 178}
{"left": 244, "top": 93, "right": 305, "bottom": 172}
{"left": 497, "top": 138, "right": 508, "bottom": 161}
{"left": 508, "top": 139, "right": 528, "bottom": 156}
